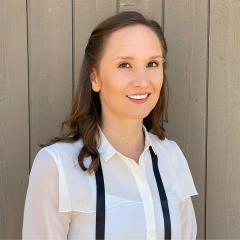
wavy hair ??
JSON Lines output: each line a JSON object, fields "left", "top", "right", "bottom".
{"left": 40, "top": 11, "right": 169, "bottom": 175}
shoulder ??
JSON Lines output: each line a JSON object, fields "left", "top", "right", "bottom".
{"left": 43, "top": 138, "right": 83, "bottom": 161}
{"left": 31, "top": 138, "right": 84, "bottom": 175}
{"left": 149, "top": 133, "right": 188, "bottom": 174}
{"left": 148, "top": 132, "right": 182, "bottom": 157}
{"left": 30, "top": 139, "right": 87, "bottom": 212}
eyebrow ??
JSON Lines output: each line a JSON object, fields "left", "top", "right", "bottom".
{"left": 112, "top": 55, "right": 164, "bottom": 61}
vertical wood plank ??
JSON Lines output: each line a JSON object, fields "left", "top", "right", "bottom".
{"left": 27, "top": 0, "right": 73, "bottom": 164}
{"left": 164, "top": 1, "right": 209, "bottom": 238}
{"left": 207, "top": 0, "right": 240, "bottom": 238}
{"left": 73, "top": 0, "right": 117, "bottom": 89}
{"left": 118, "top": 0, "right": 163, "bottom": 23}
{"left": 0, "top": 0, "right": 29, "bottom": 238}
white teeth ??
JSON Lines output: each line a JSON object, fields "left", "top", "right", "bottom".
{"left": 127, "top": 94, "right": 148, "bottom": 99}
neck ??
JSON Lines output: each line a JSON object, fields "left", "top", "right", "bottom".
{"left": 100, "top": 118, "right": 145, "bottom": 163}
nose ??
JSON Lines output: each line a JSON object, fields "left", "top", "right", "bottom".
{"left": 131, "top": 68, "right": 148, "bottom": 87}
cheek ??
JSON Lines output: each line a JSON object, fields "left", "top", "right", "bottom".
{"left": 148, "top": 71, "right": 164, "bottom": 90}
{"left": 101, "top": 71, "right": 129, "bottom": 93}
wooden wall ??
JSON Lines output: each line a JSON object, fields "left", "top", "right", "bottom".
{"left": 207, "top": 1, "right": 240, "bottom": 238}
{"left": 0, "top": 0, "right": 239, "bottom": 239}
{"left": 0, "top": 0, "right": 29, "bottom": 237}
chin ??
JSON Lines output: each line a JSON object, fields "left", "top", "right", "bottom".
{"left": 126, "top": 111, "right": 151, "bottom": 120}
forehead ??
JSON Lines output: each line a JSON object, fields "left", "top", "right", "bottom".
{"left": 102, "top": 24, "right": 163, "bottom": 58}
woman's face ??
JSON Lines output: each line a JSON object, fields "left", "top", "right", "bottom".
{"left": 90, "top": 24, "right": 164, "bottom": 124}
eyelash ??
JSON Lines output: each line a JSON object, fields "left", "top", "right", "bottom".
{"left": 118, "top": 61, "right": 159, "bottom": 68}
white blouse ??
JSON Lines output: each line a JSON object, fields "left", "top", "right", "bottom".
{"left": 22, "top": 125, "right": 198, "bottom": 240}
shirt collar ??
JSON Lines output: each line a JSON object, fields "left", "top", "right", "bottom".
{"left": 97, "top": 124, "right": 157, "bottom": 162}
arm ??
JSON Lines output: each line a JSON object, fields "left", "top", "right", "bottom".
{"left": 180, "top": 197, "right": 197, "bottom": 240}
{"left": 22, "top": 148, "right": 71, "bottom": 239}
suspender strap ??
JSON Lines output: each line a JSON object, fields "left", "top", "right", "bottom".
{"left": 95, "top": 160, "right": 105, "bottom": 240}
{"left": 149, "top": 146, "right": 171, "bottom": 239}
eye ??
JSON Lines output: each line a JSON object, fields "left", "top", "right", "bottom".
{"left": 147, "top": 61, "right": 159, "bottom": 67}
{"left": 118, "top": 62, "right": 131, "bottom": 68}
{"left": 118, "top": 61, "right": 160, "bottom": 68}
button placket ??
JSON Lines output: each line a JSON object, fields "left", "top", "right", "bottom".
{"left": 121, "top": 156, "right": 157, "bottom": 240}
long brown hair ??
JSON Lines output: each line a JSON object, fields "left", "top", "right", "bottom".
{"left": 40, "top": 11, "right": 169, "bottom": 175}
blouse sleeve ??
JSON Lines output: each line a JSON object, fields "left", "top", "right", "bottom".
{"left": 22, "top": 148, "right": 71, "bottom": 239}
{"left": 180, "top": 197, "right": 197, "bottom": 239}
{"left": 169, "top": 141, "right": 198, "bottom": 239}
{"left": 170, "top": 141, "right": 198, "bottom": 201}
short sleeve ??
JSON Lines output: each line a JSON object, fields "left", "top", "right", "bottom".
{"left": 180, "top": 197, "right": 197, "bottom": 239}
{"left": 22, "top": 148, "right": 71, "bottom": 239}
{"left": 170, "top": 141, "right": 199, "bottom": 201}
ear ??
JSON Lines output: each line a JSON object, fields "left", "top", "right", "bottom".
{"left": 90, "top": 70, "right": 101, "bottom": 92}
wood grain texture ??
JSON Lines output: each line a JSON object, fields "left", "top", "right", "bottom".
{"left": 118, "top": 0, "right": 163, "bottom": 23}
{"left": 207, "top": 0, "right": 240, "bottom": 238}
{"left": 0, "top": 0, "right": 29, "bottom": 238}
{"left": 27, "top": 0, "right": 73, "bottom": 165}
{"left": 164, "top": 1, "right": 208, "bottom": 238}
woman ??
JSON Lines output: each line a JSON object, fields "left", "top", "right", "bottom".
{"left": 22, "top": 11, "right": 198, "bottom": 239}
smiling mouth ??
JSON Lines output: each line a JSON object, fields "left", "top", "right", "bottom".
{"left": 126, "top": 93, "right": 151, "bottom": 99}
{"left": 126, "top": 93, "right": 151, "bottom": 103}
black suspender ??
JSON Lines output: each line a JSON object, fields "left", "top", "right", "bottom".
{"left": 95, "top": 160, "right": 105, "bottom": 240}
{"left": 95, "top": 146, "right": 171, "bottom": 239}
{"left": 149, "top": 146, "right": 171, "bottom": 239}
